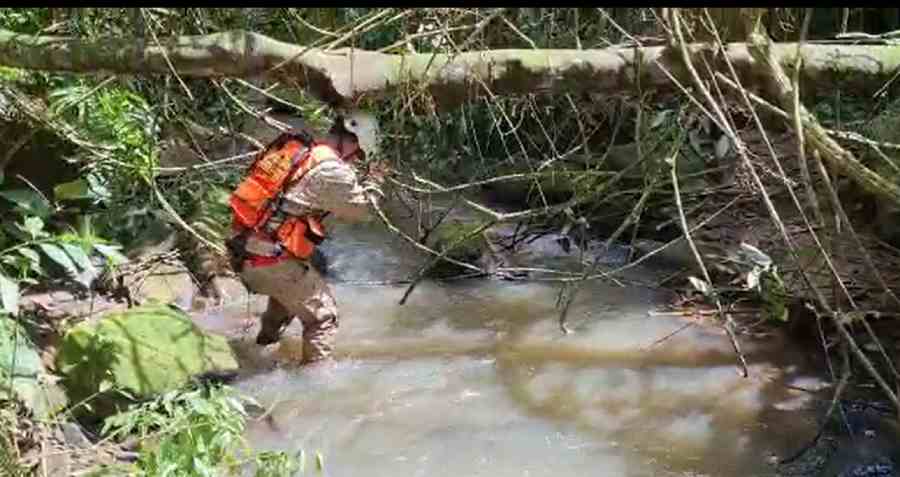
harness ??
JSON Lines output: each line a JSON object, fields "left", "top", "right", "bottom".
{"left": 226, "top": 130, "right": 344, "bottom": 272}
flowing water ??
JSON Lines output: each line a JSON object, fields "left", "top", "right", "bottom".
{"left": 193, "top": 212, "right": 890, "bottom": 477}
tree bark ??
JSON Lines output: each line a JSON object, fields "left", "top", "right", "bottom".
{"left": 0, "top": 28, "right": 898, "bottom": 109}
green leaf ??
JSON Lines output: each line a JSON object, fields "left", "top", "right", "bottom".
{"left": 93, "top": 243, "right": 128, "bottom": 266}
{"left": 53, "top": 179, "right": 92, "bottom": 201}
{"left": 17, "top": 247, "right": 40, "bottom": 265}
{"left": 38, "top": 243, "right": 78, "bottom": 275}
{"left": 315, "top": 452, "right": 325, "bottom": 472}
{"left": 61, "top": 243, "right": 94, "bottom": 273}
{"left": 62, "top": 242, "right": 99, "bottom": 287}
{"left": 20, "top": 216, "right": 46, "bottom": 239}
{"left": 0, "top": 272, "right": 20, "bottom": 315}
{"left": 0, "top": 189, "right": 52, "bottom": 218}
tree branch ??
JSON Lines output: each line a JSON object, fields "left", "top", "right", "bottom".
{"left": 1, "top": 28, "right": 898, "bottom": 109}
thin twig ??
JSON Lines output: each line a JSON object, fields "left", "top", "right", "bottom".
{"left": 779, "top": 366, "right": 850, "bottom": 464}
{"left": 792, "top": 8, "right": 824, "bottom": 226}
{"left": 670, "top": 10, "right": 749, "bottom": 377}
{"left": 142, "top": 9, "right": 194, "bottom": 101}
{"left": 702, "top": 9, "right": 900, "bottom": 411}
{"left": 398, "top": 219, "right": 497, "bottom": 305}
{"left": 152, "top": 182, "right": 226, "bottom": 257}
{"left": 215, "top": 79, "right": 291, "bottom": 133}
{"left": 367, "top": 194, "right": 485, "bottom": 275}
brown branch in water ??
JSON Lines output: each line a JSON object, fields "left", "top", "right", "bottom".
{"left": 556, "top": 91, "right": 655, "bottom": 334}
{"left": 389, "top": 170, "right": 616, "bottom": 196}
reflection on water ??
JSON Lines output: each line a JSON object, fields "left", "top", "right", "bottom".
{"left": 197, "top": 209, "right": 836, "bottom": 477}
{"left": 200, "top": 275, "right": 833, "bottom": 477}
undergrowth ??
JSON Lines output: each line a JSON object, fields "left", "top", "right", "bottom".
{"left": 0, "top": 401, "right": 29, "bottom": 477}
{"left": 98, "top": 384, "right": 316, "bottom": 477}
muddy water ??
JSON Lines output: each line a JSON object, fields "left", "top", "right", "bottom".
{"left": 197, "top": 218, "right": 838, "bottom": 477}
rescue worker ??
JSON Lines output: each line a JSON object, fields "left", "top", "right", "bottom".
{"left": 225, "top": 110, "right": 385, "bottom": 365}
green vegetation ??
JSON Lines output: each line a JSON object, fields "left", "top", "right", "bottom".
{"left": 1, "top": 7, "right": 900, "bottom": 475}
{"left": 98, "top": 385, "right": 311, "bottom": 476}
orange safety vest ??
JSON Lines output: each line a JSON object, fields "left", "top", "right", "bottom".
{"left": 229, "top": 131, "right": 339, "bottom": 261}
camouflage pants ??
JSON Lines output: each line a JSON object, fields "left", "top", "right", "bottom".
{"left": 238, "top": 258, "right": 339, "bottom": 364}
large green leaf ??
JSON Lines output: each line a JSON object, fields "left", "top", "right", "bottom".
{"left": 56, "top": 305, "right": 238, "bottom": 417}
{"left": 61, "top": 242, "right": 99, "bottom": 287}
{"left": 0, "top": 272, "right": 19, "bottom": 315}
{"left": 38, "top": 243, "right": 78, "bottom": 276}
{"left": 61, "top": 243, "right": 94, "bottom": 273}
{"left": 0, "top": 189, "right": 52, "bottom": 218}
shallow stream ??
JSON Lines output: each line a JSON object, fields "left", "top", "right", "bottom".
{"left": 193, "top": 214, "right": 887, "bottom": 477}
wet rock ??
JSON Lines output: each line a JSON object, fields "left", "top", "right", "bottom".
{"left": 128, "top": 261, "right": 197, "bottom": 307}
{"left": 838, "top": 459, "right": 896, "bottom": 477}
{"left": 55, "top": 422, "right": 92, "bottom": 449}
{"left": 780, "top": 400, "right": 900, "bottom": 477}
{"left": 55, "top": 304, "right": 239, "bottom": 419}
{"left": 19, "top": 290, "right": 129, "bottom": 322}
{"left": 125, "top": 214, "right": 178, "bottom": 259}
{"left": 115, "top": 449, "right": 140, "bottom": 463}
{"left": 424, "top": 220, "right": 489, "bottom": 278}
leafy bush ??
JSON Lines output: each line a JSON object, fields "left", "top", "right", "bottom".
{"left": 0, "top": 187, "right": 128, "bottom": 316}
{"left": 101, "top": 385, "right": 316, "bottom": 477}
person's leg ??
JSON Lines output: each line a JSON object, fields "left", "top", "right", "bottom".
{"left": 238, "top": 261, "right": 301, "bottom": 345}
{"left": 256, "top": 298, "right": 295, "bottom": 345}
{"left": 296, "top": 274, "right": 339, "bottom": 364}
{"left": 239, "top": 259, "right": 340, "bottom": 363}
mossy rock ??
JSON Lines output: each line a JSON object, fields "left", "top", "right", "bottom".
{"left": 0, "top": 317, "right": 68, "bottom": 419}
{"left": 425, "top": 221, "right": 488, "bottom": 278}
{"left": 55, "top": 305, "right": 238, "bottom": 418}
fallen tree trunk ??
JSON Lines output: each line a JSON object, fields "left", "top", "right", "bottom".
{"left": 744, "top": 19, "right": 900, "bottom": 207}
{"left": 0, "top": 28, "right": 898, "bottom": 108}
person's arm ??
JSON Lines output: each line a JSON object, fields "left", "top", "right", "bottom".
{"left": 280, "top": 159, "right": 382, "bottom": 223}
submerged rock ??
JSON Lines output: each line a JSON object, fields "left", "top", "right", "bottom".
{"left": 424, "top": 220, "right": 490, "bottom": 278}
{"left": 55, "top": 304, "right": 238, "bottom": 418}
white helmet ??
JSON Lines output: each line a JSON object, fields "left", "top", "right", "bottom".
{"left": 338, "top": 110, "right": 380, "bottom": 160}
